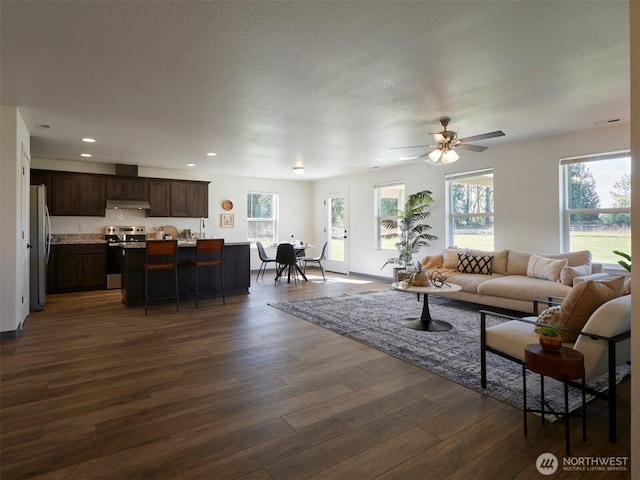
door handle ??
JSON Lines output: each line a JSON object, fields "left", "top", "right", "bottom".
{"left": 27, "top": 243, "right": 33, "bottom": 249}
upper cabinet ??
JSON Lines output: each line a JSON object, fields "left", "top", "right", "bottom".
{"left": 106, "top": 177, "right": 149, "bottom": 200}
{"left": 51, "top": 172, "right": 106, "bottom": 216}
{"left": 31, "top": 169, "right": 209, "bottom": 218}
{"left": 170, "top": 181, "right": 208, "bottom": 218}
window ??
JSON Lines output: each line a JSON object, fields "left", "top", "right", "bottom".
{"left": 247, "top": 192, "right": 278, "bottom": 245}
{"left": 446, "top": 169, "right": 494, "bottom": 250}
{"left": 561, "top": 151, "right": 631, "bottom": 264}
{"left": 375, "top": 182, "right": 405, "bottom": 249}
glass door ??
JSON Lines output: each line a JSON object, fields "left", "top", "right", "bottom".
{"left": 323, "top": 190, "right": 349, "bottom": 274}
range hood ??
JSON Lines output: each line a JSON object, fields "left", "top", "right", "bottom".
{"left": 106, "top": 199, "right": 151, "bottom": 210}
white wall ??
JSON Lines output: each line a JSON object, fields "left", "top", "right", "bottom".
{"left": 1, "top": 105, "right": 30, "bottom": 335}
{"left": 312, "top": 122, "right": 630, "bottom": 279}
{"left": 31, "top": 158, "right": 314, "bottom": 271}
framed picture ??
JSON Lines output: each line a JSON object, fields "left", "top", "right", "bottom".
{"left": 220, "top": 213, "right": 234, "bottom": 228}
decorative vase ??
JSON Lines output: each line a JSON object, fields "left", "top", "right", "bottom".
{"left": 539, "top": 334, "right": 562, "bottom": 351}
{"left": 394, "top": 268, "right": 410, "bottom": 283}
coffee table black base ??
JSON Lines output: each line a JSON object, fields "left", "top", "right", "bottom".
{"left": 400, "top": 318, "right": 453, "bottom": 331}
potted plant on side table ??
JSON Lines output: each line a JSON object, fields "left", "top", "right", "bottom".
{"left": 537, "top": 324, "right": 564, "bottom": 351}
{"left": 380, "top": 189, "right": 438, "bottom": 282}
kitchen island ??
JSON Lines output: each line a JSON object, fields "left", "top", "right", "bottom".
{"left": 119, "top": 241, "right": 250, "bottom": 307}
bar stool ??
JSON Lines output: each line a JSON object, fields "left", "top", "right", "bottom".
{"left": 140, "top": 240, "right": 179, "bottom": 315}
{"left": 188, "top": 238, "right": 225, "bottom": 307}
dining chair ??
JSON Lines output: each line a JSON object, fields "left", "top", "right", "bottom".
{"left": 302, "top": 241, "right": 328, "bottom": 281}
{"left": 275, "top": 243, "right": 300, "bottom": 284}
{"left": 256, "top": 241, "right": 277, "bottom": 280}
{"left": 188, "top": 238, "right": 225, "bottom": 307}
{"left": 140, "top": 239, "right": 179, "bottom": 315}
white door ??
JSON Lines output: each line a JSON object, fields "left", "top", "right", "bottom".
{"left": 20, "top": 145, "right": 30, "bottom": 323}
{"left": 323, "top": 190, "right": 349, "bottom": 274}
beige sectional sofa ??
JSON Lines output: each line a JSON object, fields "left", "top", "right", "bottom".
{"left": 420, "top": 248, "right": 611, "bottom": 313}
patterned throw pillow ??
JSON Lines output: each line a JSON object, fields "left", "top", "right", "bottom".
{"left": 533, "top": 305, "right": 561, "bottom": 334}
{"left": 457, "top": 253, "right": 493, "bottom": 275}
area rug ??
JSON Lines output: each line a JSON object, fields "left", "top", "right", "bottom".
{"left": 269, "top": 289, "right": 630, "bottom": 416}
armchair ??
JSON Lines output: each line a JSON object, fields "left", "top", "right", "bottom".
{"left": 480, "top": 294, "right": 631, "bottom": 442}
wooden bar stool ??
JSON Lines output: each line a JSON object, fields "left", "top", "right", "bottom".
{"left": 188, "top": 239, "right": 225, "bottom": 307}
{"left": 140, "top": 240, "right": 179, "bottom": 315}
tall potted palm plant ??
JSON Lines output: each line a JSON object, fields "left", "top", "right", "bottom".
{"left": 381, "top": 189, "right": 438, "bottom": 281}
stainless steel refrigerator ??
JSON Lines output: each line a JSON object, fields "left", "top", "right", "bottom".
{"left": 30, "top": 184, "right": 51, "bottom": 311}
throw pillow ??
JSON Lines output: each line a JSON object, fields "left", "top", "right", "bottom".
{"left": 442, "top": 248, "right": 461, "bottom": 269}
{"left": 457, "top": 253, "right": 493, "bottom": 275}
{"left": 553, "top": 276, "right": 625, "bottom": 342}
{"left": 560, "top": 264, "right": 592, "bottom": 286}
{"left": 421, "top": 254, "right": 443, "bottom": 270}
{"left": 527, "top": 254, "right": 568, "bottom": 282}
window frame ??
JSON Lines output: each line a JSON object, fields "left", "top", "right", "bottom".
{"left": 375, "top": 182, "right": 405, "bottom": 250}
{"left": 445, "top": 168, "right": 494, "bottom": 249}
{"left": 560, "top": 150, "right": 631, "bottom": 264}
{"left": 247, "top": 191, "right": 279, "bottom": 245}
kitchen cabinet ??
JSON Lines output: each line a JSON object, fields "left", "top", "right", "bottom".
{"left": 106, "top": 177, "right": 149, "bottom": 200}
{"left": 51, "top": 172, "right": 106, "bottom": 216}
{"left": 170, "top": 181, "right": 208, "bottom": 218}
{"left": 30, "top": 169, "right": 54, "bottom": 207}
{"left": 48, "top": 244, "right": 107, "bottom": 293}
{"left": 148, "top": 180, "right": 172, "bottom": 217}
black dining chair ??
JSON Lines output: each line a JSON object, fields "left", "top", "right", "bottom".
{"left": 302, "top": 241, "right": 328, "bottom": 281}
{"left": 256, "top": 241, "right": 277, "bottom": 280}
{"left": 275, "top": 243, "right": 301, "bottom": 284}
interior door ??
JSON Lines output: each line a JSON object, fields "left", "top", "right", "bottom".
{"left": 323, "top": 190, "right": 349, "bottom": 274}
{"left": 20, "top": 145, "right": 30, "bottom": 322}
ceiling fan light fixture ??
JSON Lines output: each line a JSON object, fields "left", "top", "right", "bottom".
{"left": 441, "top": 148, "right": 459, "bottom": 163}
{"left": 428, "top": 148, "right": 443, "bottom": 163}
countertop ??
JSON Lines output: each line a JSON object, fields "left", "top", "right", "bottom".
{"left": 119, "top": 241, "right": 250, "bottom": 249}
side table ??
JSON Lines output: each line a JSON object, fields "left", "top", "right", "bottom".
{"left": 523, "top": 344, "right": 586, "bottom": 455}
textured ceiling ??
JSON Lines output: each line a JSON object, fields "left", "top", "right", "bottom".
{"left": 1, "top": 1, "right": 630, "bottom": 180}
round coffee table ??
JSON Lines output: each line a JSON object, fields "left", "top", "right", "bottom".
{"left": 390, "top": 282, "right": 463, "bottom": 331}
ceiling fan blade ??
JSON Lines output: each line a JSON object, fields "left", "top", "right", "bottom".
{"left": 430, "top": 133, "right": 446, "bottom": 143}
{"left": 455, "top": 143, "right": 488, "bottom": 152}
{"left": 457, "top": 130, "right": 505, "bottom": 143}
{"left": 389, "top": 144, "right": 435, "bottom": 150}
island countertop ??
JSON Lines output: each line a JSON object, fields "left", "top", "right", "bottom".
{"left": 118, "top": 240, "right": 250, "bottom": 248}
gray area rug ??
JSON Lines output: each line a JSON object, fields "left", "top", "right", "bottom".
{"left": 269, "top": 289, "right": 630, "bottom": 416}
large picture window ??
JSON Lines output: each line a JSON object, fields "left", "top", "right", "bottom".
{"left": 446, "top": 169, "right": 494, "bottom": 250}
{"left": 375, "top": 182, "right": 405, "bottom": 249}
{"left": 561, "top": 151, "right": 631, "bottom": 264}
{"left": 247, "top": 192, "right": 278, "bottom": 245}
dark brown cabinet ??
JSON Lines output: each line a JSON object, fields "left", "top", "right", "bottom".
{"left": 50, "top": 172, "right": 106, "bottom": 216}
{"left": 48, "top": 244, "right": 106, "bottom": 293}
{"left": 148, "top": 180, "right": 172, "bottom": 217}
{"left": 31, "top": 169, "right": 208, "bottom": 218}
{"left": 170, "top": 181, "right": 208, "bottom": 218}
{"left": 106, "top": 177, "right": 149, "bottom": 200}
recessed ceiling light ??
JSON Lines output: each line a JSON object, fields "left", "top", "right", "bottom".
{"left": 206, "top": 152, "right": 217, "bottom": 157}
{"left": 80, "top": 153, "right": 92, "bottom": 157}
{"left": 292, "top": 166, "right": 305, "bottom": 175}
{"left": 82, "top": 137, "right": 96, "bottom": 143}
{"left": 186, "top": 163, "right": 196, "bottom": 167}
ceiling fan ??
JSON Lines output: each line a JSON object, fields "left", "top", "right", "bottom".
{"left": 391, "top": 117, "right": 505, "bottom": 164}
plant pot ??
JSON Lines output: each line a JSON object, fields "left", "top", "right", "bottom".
{"left": 539, "top": 334, "right": 563, "bottom": 351}
{"left": 411, "top": 271, "right": 429, "bottom": 286}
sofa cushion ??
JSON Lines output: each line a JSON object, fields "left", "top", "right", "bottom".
{"left": 447, "top": 272, "right": 499, "bottom": 293}
{"left": 507, "top": 250, "right": 533, "bottom": 276}
{"left": 553, "top": 276, "right": 625, "bottom": 342}
{"left": 543, "top": 250, "right": 592, "bottom": 267}
{"left": 476, "top": 275, "right": 572, "bottom": 303}
{"left": 527, "top": 254, "right": 567, "bottom": 282}
{"left": 560, "top": 264, "right": 592, "bottom": 286}
{"left": 467, "top": 249, "right": 508, "bottom": 275}
{"left": 457, "top": 253, "right": 492, "bottom": 275}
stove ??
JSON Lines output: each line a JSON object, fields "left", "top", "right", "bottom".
{"left": 104, "top": 226, "right": 146, "bottom": 289}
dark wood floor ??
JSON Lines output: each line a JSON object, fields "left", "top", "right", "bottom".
{"left": 1, "top": 269, "right": 631, "bottom": 479}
